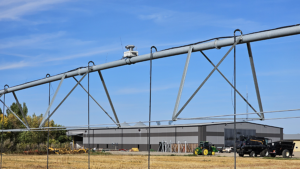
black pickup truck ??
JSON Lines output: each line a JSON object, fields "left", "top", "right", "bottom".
{"left": 237, "top": 136, "right": 271, "bottom": 157}
{"left": 268, "top": 141, "right": 295, "bottom": 158}
{"left": 237, "top": 136, "right": 295, "bottom": 158}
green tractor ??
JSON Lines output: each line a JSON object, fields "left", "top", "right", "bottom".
{"left": 193, "top": 141, "right": 217, "bottom": 156}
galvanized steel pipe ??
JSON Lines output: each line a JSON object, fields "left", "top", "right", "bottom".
{"left": 1, "top": 25, "right": 300, "bottom": 94}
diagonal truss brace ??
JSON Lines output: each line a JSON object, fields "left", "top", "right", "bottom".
{"left": 200, "top": 51, "right": 262, "bottom": 118}
{"left": 40, "top": 74, "right": 66, "bottom": 128}
{"left": 12, "top": 91, "right": 30, "bottom": 128}
{"left": 40, "top": 73, "right": 87, "bottom": 128}
{"left": 0, "top": 99, "right": 30, "bottom": 130}
{"left": 172, "top": 46, "right": 193, "bottom": 120}
{"left": 247, "top": 43, "right": 264, "bottom": 119}
{"left": 73, "top": 77, "right": 118, "bottom": 126}
{"left": 173, "top": 36, "right": 242, "bottom": 120}
{"left": 97, "top": 70, "right": 120, "bottom": 127}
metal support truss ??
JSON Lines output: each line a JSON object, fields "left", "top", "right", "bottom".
{"left": 200, "top": 51, "right": 262, "bottom": 118}
{"left": 73, "top": 77, "right": 118, "bottom": 126}
{"left": 1, "top": 25, "right": 300, "bottom": 95}
{"left": 40, "top": 73, "right": 87, "bottom": 128}
{"left": 247, "top": 42, "right": 264, "bottom": 119}
{"left": 97, "top": 70, "right": 120, "bottom": 127}
{"left": 173, "top": 36, "right": 242, "bottom": 120}
{"left": 40, "top": 74, "right": 66, "bottom": 128}
{"left": 0, "top": 99, "right": 30, "bottom": 130}
{"left": 172, "top": 46, "right": 193, "bottom": 120}
{"left": 12, "top": 91, "right": 30, "bottom": 128}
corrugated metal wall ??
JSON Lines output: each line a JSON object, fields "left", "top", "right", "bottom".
{"left": 80, "top": 123, "right": 282, "bottom": 151}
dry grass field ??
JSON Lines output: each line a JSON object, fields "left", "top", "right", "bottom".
{"left": 2, "top": 153, "right": 300, "bottom": 169}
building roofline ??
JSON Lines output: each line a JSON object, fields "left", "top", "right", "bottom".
{"left": 65, "top": 121, "right": 282, "bottom": 132}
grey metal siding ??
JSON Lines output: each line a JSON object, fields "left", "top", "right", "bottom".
{"left": 79, "top": 122, "right": 282, "bottom": 150}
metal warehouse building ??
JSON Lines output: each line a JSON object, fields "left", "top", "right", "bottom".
{"left": 67, "top": 122, "right": 283, "bottom": 151}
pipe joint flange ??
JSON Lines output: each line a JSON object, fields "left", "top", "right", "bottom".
{"left": 78, "top": 68, "right": 84, "bottom": 75}
{"left": 234, "top": 29, "right": 243, "bottom": 43}
{"left": 150, "top": 46, "right": 158, "bottom": 59}
{"left": 214, "top": 39, "right": 221, "bottom": 49}
{"left": 125, "top": 58, "right": 132, "bottom": 65}
{"left": 88, "top": 61, "right": 95, "bottom": 71}
{"left": 4, "top": 84, "right": 9, "bottom": 94}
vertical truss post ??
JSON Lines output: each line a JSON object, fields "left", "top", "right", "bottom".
{"left": 172, "top": 46, "right": 193, "bottom": 120}
{"left": 12, "top": 92, "right": 30, "bottom": 128}
{"left": 97, "top": 70, "right": 120, "bottom": 127}
{"left": 173, "top": 36, "right": 242, "bottom": 119}
{"left": 40, "top": 74, "right": 66, "bottom": 128}
{"left": 247, "top": 42, "right": 264, "bottom": 119}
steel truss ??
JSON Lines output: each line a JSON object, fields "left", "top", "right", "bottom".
{"left": 0, "top": 24, "right": 299, "bottom": 131}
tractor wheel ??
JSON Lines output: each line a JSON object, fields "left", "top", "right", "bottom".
{"left": 239, "top": 153, "right": 244, "bottom": 157}
{"left": 193, "top": 148, "right": 199, "bottom": 155}
{"left": 270, "top": 154, "right": 276, "bottom": 157}
{"left": 264, "top": 150, "right": 269, "bottom": 157}
{"left": 282, "top": 149, "right": 290, "bottom": 158}
{"left": 212, "top": 151, "right": 215, "bottom": 155}
{"left": 203, "top": 149, "right": 209, "bottom": 156}
{"left": 249, "top": 151, "right": 256, "bottom": 157}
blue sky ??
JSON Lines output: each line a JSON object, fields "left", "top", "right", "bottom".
{"left": 0, "top": 0, "right": 300, "bottom": 133}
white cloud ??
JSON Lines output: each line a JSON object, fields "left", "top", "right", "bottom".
{"left": 45, "top": 47, "right": 120, "bottom": 62}
{"left": 0, "top": 61, "right": 33, "bottom": 70}
{"left": 0, "top": 52, "right": 33, "bottom": 58}
{"left": 0, "top": 46, "right": 121, "bottom": 71}
{"left": 0, "top": 31, "right": 65, "bottom": 49}
{"left": 0, "top": 0, "right": 69, "bottom": 21}
{"left": 135, "top": 7, "right": 264, "bottom": 31}
{"left": 139, "top": 11, "right": 174, "bottom": 23}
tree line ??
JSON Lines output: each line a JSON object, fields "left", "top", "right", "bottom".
{"left": 0, "top": 102, "right": 71, "bottom": 153}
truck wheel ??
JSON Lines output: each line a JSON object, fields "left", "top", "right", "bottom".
{"left": 249, "top": 151, "right": 256, "bottom": 157}
{"left": 239, "top": 153, "right": 244, "bottom": 157}
{"left": 260, "top": 151, "right": 265, "bottom": 157}
{"left": 264, "top": 150, "right": 269, "bottom": 157}
{"left": 282, "top": 149, "right": 290, "bottom": 158}
{"left": 260, "top": 150, "right": 268, "bottom": 157}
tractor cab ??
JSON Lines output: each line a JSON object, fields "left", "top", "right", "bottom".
{"left": 199, "top": 141, "right": 211, "bottom": 150}
{"left": 194, "top": 141, "right": 217, "bottom": 156}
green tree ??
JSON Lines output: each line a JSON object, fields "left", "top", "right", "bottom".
{"left": 0, "top": 102, "right": 71, "bottom": 153}
{"left": 6, "top": 102, "right": 28, "bottom": 118}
